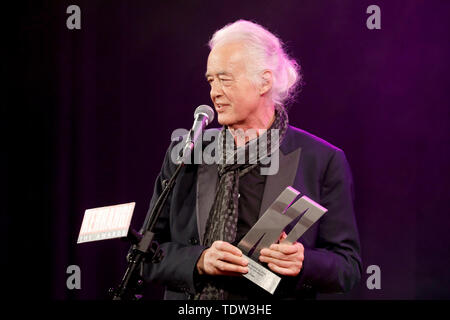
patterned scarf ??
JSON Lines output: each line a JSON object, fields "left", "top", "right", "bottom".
{"left": 195, "top": 105, "right": 289, "bottom": 300}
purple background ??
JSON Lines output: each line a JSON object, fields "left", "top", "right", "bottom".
{"left": 3, "top": 0, "right": 450, "bottom": 300}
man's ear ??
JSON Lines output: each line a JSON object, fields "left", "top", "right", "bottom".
{"left": 259, "top": 70, "right": 273, "bottom": 96}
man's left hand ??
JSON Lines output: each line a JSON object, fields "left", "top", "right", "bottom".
{"left": 258, "top": 232, "right": 304, "bottom": 277}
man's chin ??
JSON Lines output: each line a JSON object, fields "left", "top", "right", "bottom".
{"left": 217, "top": 115, "right": 234, "bottom": 127}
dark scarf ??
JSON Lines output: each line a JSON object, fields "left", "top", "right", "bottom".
{"left": 195, "top": 105, "right": 289, "bottom": 300}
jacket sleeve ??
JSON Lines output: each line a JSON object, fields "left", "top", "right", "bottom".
{"left": 139, "top": 141, "right": 207, "bottom": 295}
{"left": 295, "top": 148, "right": 362, "bottom": 293}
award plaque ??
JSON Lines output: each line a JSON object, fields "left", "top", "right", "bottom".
{"left": 237, "top": 186, "right": 327, "bottom": 294}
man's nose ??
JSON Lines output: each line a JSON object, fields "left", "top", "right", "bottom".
{"left": 210, "top": 81, "right": 223, "bottom": 101}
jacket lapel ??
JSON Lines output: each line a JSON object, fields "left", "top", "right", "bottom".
{"left": 258, "top": 147, "right": 301, "bottom": 217}
{"left": 196, "top": 163, "right": 218, "bottom": 244}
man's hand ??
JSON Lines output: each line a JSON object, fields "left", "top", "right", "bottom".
{"left": 258, "top": 232, "right": 304, "bottom": 277}
{"left": 196, "top": 240, "right": 249, "bottom": 276}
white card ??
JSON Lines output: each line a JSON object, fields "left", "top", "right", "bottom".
{"left": 77, "top": 202, "right": 135, "bottom": 243}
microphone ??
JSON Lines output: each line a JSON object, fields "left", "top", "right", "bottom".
{"left": 177, "top": 105, "right": 215, "bottom": 164}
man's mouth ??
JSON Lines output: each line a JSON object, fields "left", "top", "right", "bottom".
{"left": 216, "top": 104, "right": 229, "bottom": 112}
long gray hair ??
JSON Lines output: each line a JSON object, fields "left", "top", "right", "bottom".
{"left": 209, "top": 19, "right": 302, "bottom": 107}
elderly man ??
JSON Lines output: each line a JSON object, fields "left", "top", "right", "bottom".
{"left": 141, "top": 20, "right": 361, "bottom": 300}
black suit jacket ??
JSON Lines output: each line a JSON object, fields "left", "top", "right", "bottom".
{"left": 141, "top": 125, "right": 362, "bottom": 299}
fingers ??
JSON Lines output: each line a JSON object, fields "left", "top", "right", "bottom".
{"left": 214, "top": 257, "right": 248, "bottom": 274}
{"left": 214, "top": 250, "right": 248, "bottom": 267}
{"left": 260, "top": 245, "right": 298, "bottom": 259}
{"left": 266, "top": 262, "right": 301, "bottom": 277}
{"left": 199, "top": 241, "right": 249, "bottom": 276}
{"left": 277, "top": 231, "right": 287, "bottom": 243}
{"left": 212, "top": 240, "right": 243, "bottom": 256}
{"left": 258, "top": 256, "right": 296, "bottom": 268}
{"left": 211, "top": 241, "right": 247, "bottom": 266}
{"left": 272, "top": 241, "right": 300, "bottom": 254}
{"left": 258, "top": 242, "right": 304, "bottom": 277}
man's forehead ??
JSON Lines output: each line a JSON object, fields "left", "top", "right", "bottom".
{"left": 206, "top": 43, "right": 248, "bottom": 77}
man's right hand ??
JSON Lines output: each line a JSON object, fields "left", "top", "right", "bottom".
{"left": 196, "top": 240, "right": 249, "bottom": 276}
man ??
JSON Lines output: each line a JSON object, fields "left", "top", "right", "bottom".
{"left": 141, "top": 20, "right": 361, "bottom": 300}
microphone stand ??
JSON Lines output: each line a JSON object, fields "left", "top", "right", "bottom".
{"left": 110, "top": 162, "right": 184, "bottom": 300}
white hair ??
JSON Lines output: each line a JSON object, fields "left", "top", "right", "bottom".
{"left": 208, "top": 19, "right": 302, "bottom": 107}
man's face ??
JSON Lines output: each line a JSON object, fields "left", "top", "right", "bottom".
{"left": 206, "top": 42, "right": 261, "bottom": 129}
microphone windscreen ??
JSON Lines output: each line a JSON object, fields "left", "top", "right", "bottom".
{"left": 194, "top": 105, "right": 215, "bottom": 125}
